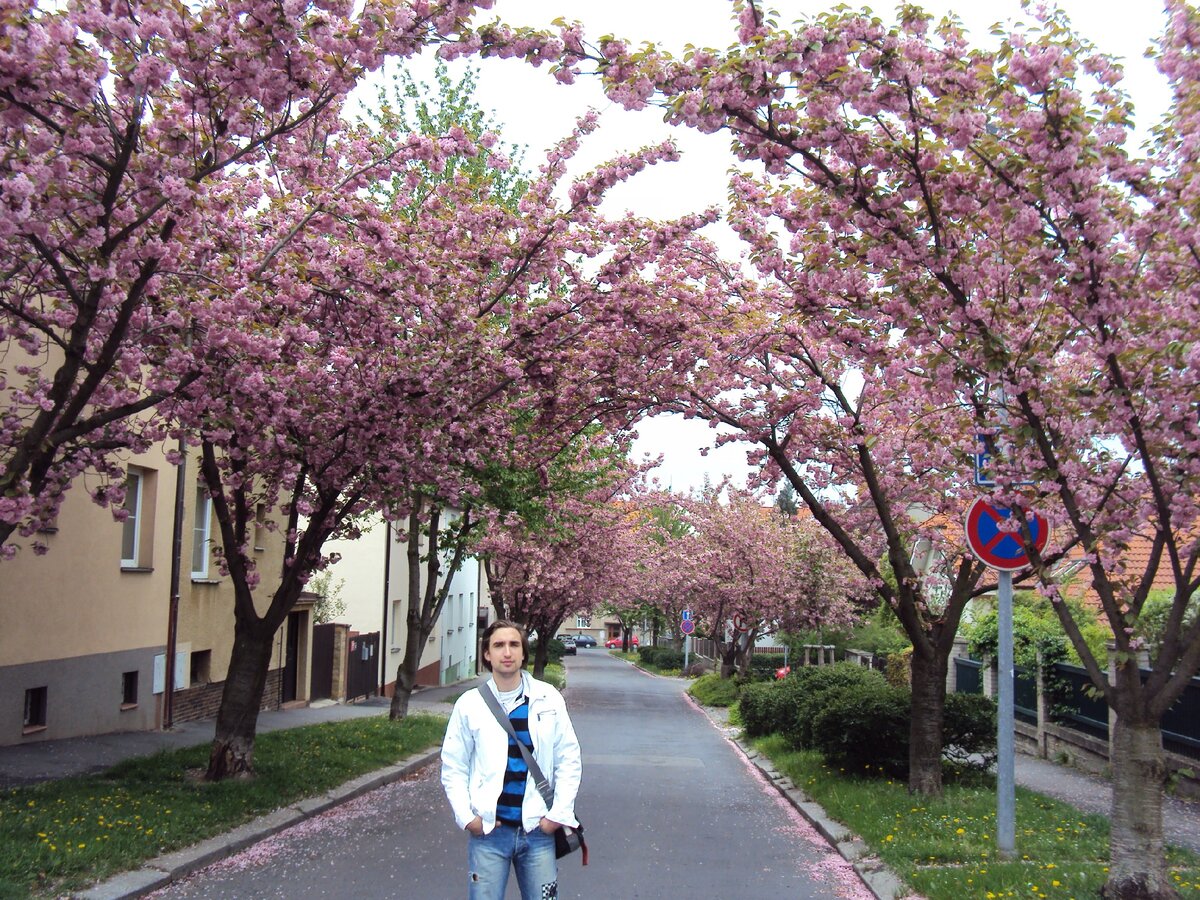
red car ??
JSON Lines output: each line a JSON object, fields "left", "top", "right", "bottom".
{"left": 604, "top": 636, "right": 639, "bottom": 649}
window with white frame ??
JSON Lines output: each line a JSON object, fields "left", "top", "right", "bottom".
{"left": 576, "top": 616, "right": 591, "bottom": 629}
{"left": 191, "top": 483, "right": 212, "bottom": 578}
{"left": 120, "top": 470, "right": 143, "bottom": 568}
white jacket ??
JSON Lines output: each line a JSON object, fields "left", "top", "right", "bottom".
{"left": 441, "top": 671, "right": 582, "bottom": 834}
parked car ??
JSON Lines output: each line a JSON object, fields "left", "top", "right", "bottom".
{"left": 572, "top": 634, "right": 597, "bottom": 648}
{"left": 604, "top": 636, "right": 639, "bottom": 649}
{"left": 559, "top": 636, "right": 576, "bottom": 656}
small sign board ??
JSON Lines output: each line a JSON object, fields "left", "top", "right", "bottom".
{"left": 681, "top": 618, "right": 695, "bottom": 635}
{"left": 974, "top": 435, "right": 996, "bottom": 487}
{"left": 732, "top": 612, "right": 750, "bottom": 633}
{"left": 963, "top": 497, "right": 1050, "bottom": 571}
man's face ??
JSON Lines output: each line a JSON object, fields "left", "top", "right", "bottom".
{"left": 485, "top": 627, "right": 524, "bottom": 675}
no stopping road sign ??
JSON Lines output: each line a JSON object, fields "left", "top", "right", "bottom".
{"left": 963, "top": 497, "right": 1050, "bottom": 571}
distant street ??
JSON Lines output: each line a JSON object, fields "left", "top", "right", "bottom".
{"left": 150, "top": 651, "right": 872, "bottom": 899}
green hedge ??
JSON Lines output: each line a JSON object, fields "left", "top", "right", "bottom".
{"left": 639, "top": 647, "right": 685, "bottom": 670}
{"left": 738, "top": 676, "right": 806, "bottom": 738}
{"left": 784, "top": 663, "right": 887, "bottom": 750}
{"left": 736, "top": 663, "right": 998, "bottom": 778}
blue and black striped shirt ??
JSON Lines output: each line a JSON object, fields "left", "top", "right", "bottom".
{"left": 495, "top": 697, "right": 534, "bottom": 826}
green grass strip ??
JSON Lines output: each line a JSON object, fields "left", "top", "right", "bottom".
{"left": 754, "top": 734, "right": 1200, "bottom": 899}
{"left": 0, "top": 713, "right": 446, "bottom": 899}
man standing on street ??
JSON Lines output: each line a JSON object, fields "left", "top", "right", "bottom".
{"left": 441, "top": 620, "right": 582, "bottom": 900}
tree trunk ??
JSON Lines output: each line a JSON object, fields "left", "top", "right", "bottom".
{"left": 719, "top": 641, "right": 737, "bottom": 679}
{"left": 1102, "top": 714, "right": 1179, "bottom": 899}
{"left": 908, "top": 648, "right": 948, "bottom": 795}
{"left": 389, "top": 614, "right": 429, "bottom": 720}
{"left": 206, "top": 619, "right": 275, "bottom": 780}
{"left": 532, "top": 640, "right": 549, "bottom": 679}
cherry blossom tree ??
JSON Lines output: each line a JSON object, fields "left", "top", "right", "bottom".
{"left": 638, "top": 487, "right": 859, "bottom": 678}
{"left": 0, "top": 0, "right": 491, "bottom": 559}
{"left": 482, "top": 477, "right": 643, "bottom": 678}
{"left": 473, "top": 2, "right": 1200, "bottom": 893}
{"left": 178, "top": 91, "right": 725, "bottom": 773}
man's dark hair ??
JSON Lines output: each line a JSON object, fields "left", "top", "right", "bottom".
{"left": 480, "top": 619, "right": 529, "bottom": 671}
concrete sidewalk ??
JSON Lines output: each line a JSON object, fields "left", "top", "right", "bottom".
{"left": 0, "top": 678, "right": 483, "bottom": 790}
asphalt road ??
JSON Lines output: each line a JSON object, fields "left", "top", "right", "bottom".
{"left": 148, "top": 651, "right": 872, "bottom": 899}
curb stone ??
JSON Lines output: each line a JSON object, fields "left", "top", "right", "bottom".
{"left": 72, "top": 747, "right": 442, "bottom": 900}
{"left": 723, "top": 728, "right": 915, "bottom": 900}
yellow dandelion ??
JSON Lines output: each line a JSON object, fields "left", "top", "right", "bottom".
{"left": 956, "top": 827, "right": 965, "bottom": 835}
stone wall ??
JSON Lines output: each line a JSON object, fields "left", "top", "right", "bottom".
{"left": 172, "top": 668, "right": 284, "bottom": 724}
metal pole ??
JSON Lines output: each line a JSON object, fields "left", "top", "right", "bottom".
{"left": 164, "top": 439, "right": 186, "bottom": 730}
{"left": 997, "top": 569, "right": 1015, "bottom": 858}
{"left": 684, "top": 634, "right": 690, "bottom": 671}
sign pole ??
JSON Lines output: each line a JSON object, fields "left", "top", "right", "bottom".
{"left": 997, "top": 569, "right": 1015, "bottom": 858}
{"left": 684, "top": 634, "right": 690, "bottom": 671}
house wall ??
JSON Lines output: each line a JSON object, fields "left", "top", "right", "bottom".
{"left": 324, "top": 520, "right": 388, "bottom": 635}
{"left": 0, "top": 442, "right": 294, "bottom": 743}
{"left": 0, "top": 445, "right": 172, "bottom": 744}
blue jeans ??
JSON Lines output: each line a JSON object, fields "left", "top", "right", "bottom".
{"left": 468, "top": 822, "right": 558, "bottom": 900}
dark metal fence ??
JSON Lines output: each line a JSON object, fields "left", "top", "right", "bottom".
{"left": 1014, "top": 665, "right": 1038, "bottom": 726}
{"left": 1051, "top": 663, "right": 1110, "bottom": 740}
{"left": 955, "top": 657, "right": 983, "bottom": 694}
{"left": 1156, "top": 672, "right": 1200, "bottom": 755}
{"left": 958, "top": 660, "right": 1200, "bottom": 757}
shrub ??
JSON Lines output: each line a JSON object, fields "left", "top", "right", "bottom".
{"left": 643, "top": 647, "right": 684, "bottom": 670}
{"left": 942, "top": 692, "right": 997, "bottom": 769}
{"left": 783, "top": 662, "right": 887, "bottom": 750}
{"left": 737, "top": 678, "right": 807, "bottom": 738}
{"left": 810, "top": 681, "right": 911, "bottom": 776}
{"left": 689, "top": 673, "right": 740, "bottom": 707}
{"left": 746, "top": 654, "right": 784, "bottom": 681}
{"left": 884, "top": 647, "right": 912, "bottom": 687}
{"left": 807, "top": 680, "right": 998, "bottom": 778}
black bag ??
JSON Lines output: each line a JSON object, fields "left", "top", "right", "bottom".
{"left": 478, "top": 687, "right": 589, "bottom": 865}
{"left": 555, "top": 822, "right": 587, "bottom": 862}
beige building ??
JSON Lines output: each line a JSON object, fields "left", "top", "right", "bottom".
{"left": 0, "top": 443, "right": 298, "bottom": 747}
{"left": 324, "top": 511, "right": 491, "bottom": 692}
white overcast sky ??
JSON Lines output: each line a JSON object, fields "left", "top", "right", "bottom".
{"left": 378, "top": 1, "right": 1175, "bottom": 494}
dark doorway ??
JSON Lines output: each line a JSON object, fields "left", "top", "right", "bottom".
{"left": 311, "top": 623, "right": 335, "bottom": 701}
{"left": 283, "top": 611, "right": 302, "bottom": 703}
{"left": 346, "top": 632, "right": 379, "bottom": 702}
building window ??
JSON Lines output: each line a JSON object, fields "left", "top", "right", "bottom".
{"left": 190, "top": 650, "right": 211, "bottom": 685}
{"left": 121, "top": 671, "right": 139, "bottom": 708}
{"left": 576, "top": 616, "right": 591, "bottom": 629}
{"left": 120, "top": 470, "right": 143, "bottom": 568}
{"left": 23, "top": 686, "right": 47, "bottom": 731}
{"left": 191, "top": 483, "right": 212, "bottom": 578}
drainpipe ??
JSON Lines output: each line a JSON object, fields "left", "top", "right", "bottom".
{"left": 164, "top": 439, "right": 186, "bottom": 729}
{"left": 380, "top": 521, "right": 391, "bottom": 695}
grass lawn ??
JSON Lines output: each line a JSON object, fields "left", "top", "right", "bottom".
{"left": 754, "top": 734, "right": 1200, "bottom": 900}
{"left": 0, "top": 713, "right": 447, "bottom": 899}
